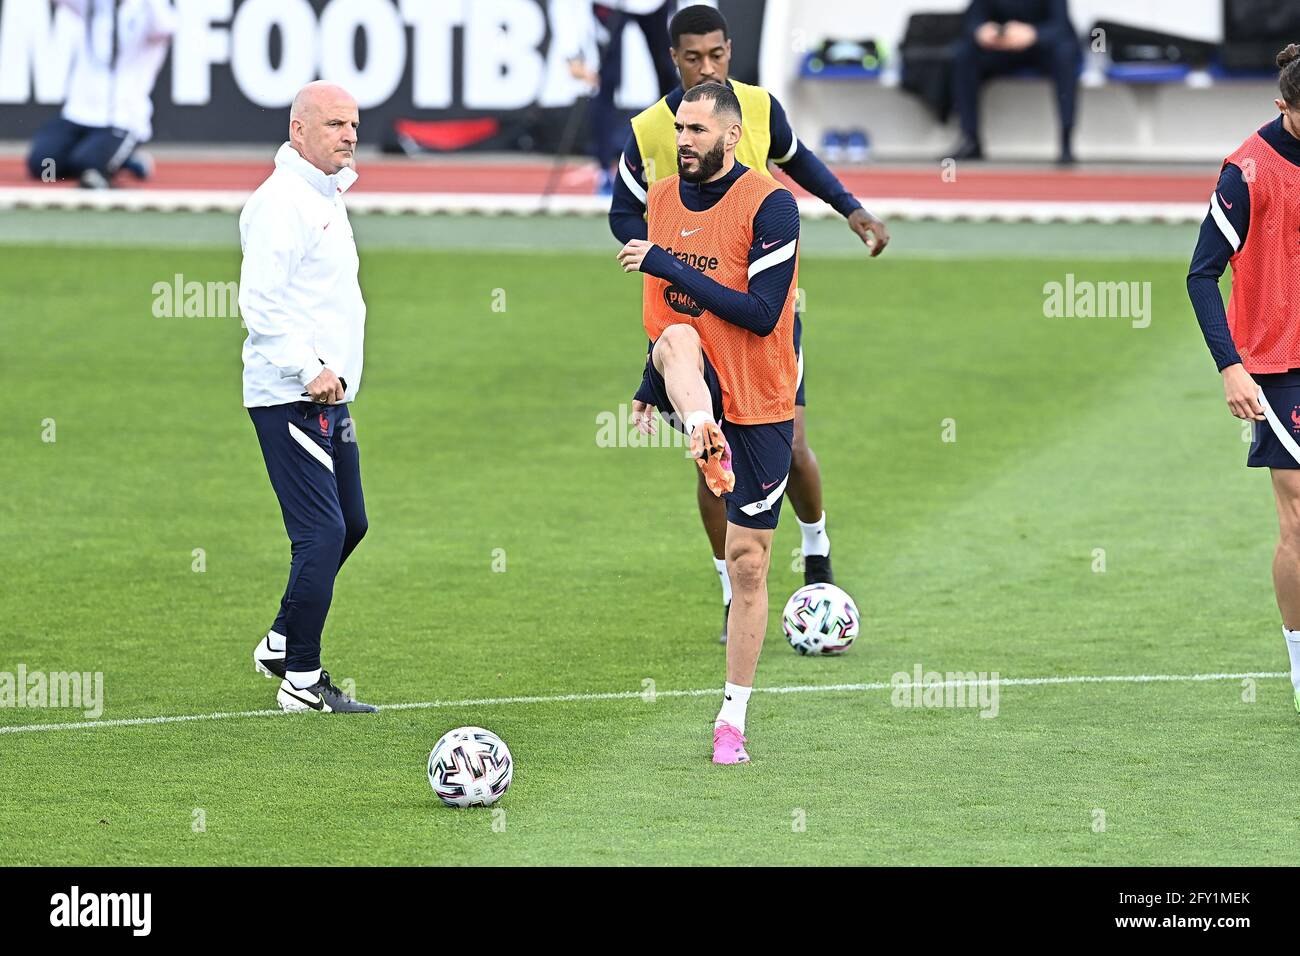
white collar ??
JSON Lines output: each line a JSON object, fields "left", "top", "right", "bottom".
{"left": 275, "top": 142, "right": 359, "bottom": 197}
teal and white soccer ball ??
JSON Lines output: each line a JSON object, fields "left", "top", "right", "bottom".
{"left": 427, "top": 726, "right": 513, "bottom": 808}
{"left": 782, "top": 583, "right": 860, "bottom": 655}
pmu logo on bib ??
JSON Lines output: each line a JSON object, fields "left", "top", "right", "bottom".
{"left": 664, "top": 285, "right": 703, "bottom": 317}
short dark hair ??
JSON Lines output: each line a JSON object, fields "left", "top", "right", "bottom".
{"left": 681, "top": 81, "right": 741, "bottom": 125}
{"left": 669, "top": 4, "right": 729, "bottom": 47}
{"left": 1279, "top": 43, "right": 1300, "bottom": 108}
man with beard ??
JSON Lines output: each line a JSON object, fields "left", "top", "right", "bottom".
{"left": 616, "top": 82, "right": 800, "bottom": 765}
{"left": 609, "top": 3, "right": 888, "bottom": 644}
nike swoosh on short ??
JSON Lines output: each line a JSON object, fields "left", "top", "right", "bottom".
{"left": 1219, "top": 193, "right": 1232, "bottom": 210}
{"left": 761, "top": 480, "right": 778, "bottom": 490}
{"left": 761, "top": 239, "right": 780, "bottom": 249}
{"left": 681, "top": 227, "right": 702, "bottom": 237}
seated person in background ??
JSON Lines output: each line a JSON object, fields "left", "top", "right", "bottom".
{"left": 949, "top": 0, "right": 1081, "bottom": 164}
{"left": 26, "top": 0, "right": 175, "bottom": 189}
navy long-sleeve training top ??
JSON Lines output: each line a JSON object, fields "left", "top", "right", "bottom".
{"left": 1186, "top": 115, "right": 1300, "bottom": 371}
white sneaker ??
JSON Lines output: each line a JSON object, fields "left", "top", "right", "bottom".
{"left": 276, "top": 670, "right": 377, "bottom": 713}
{"left": 252, "top": 635, "right": 286, "bottom": 680}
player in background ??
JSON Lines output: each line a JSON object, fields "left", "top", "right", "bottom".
{"left": 610, "top": 4, "right": 889, "bottom": 644}
{"left": 26, "top": 0, "right": 173, "bottom": 188}
{"left": 1188, "top": 43, "right": 1300, "bottom": 714}
{"left": 617, "top": 82, "right": 800, "bottom": 764}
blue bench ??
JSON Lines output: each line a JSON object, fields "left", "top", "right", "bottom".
{"left": 798, "top": 56, "right": 881, "bottom": 80}
{"left": 1104, "top": 62, "right": 1190, "bottom": 83}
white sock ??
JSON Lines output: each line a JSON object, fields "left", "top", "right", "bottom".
{"left": 713, "top": 557, "right": 732, "bottom": 605}
{"left": 715, "top": 681, "right": 752, "bottom": 733}
{"left": 266, "top": 630, "right": 286, "bottom": 653}
{"left": 286, "top": 668, "right": 321, "bottom": 690}
{"left": 798, "top": 511, "right": 830, "bottom": 558}
{"left": 684, "top": 410, "right": 713, "bottom": 434}
{"left": 1285, "top": 627, "right": 1300, "bottom": 693}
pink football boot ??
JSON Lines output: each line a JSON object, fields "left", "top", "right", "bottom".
{"left": 712, "top": 721, "right": 750, "bottom": 764}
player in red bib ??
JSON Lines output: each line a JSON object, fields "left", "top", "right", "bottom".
{"left": 617, "top": 83, "right": 800, "bottom": 764}
{"left": 1188, "top": 44, "right": 1300, "bottom": 714}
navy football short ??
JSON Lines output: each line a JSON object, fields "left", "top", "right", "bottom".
{"left": 1250, "top": 373, "right": 1300, "bottom": 469}
{"left": 794, "top": 314, "right": 805, "bottom": 408}
{"left": 642, "top": 340, "right": 794, "bottom": 530}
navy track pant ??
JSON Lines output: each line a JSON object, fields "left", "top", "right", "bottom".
{"left": 248, "top": 401, "right": 367, "bottom": 673}
{"left": 26, "top": 117, "right": 137, "bottom": 181}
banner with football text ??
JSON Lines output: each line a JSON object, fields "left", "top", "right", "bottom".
{"left": 0, "top": 0, "right": 765, "bottom": 151}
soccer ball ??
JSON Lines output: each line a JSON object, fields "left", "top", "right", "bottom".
{"left": 782, "top": 583, "right": 860, "bottom": 655}
{"left": 427, "top": 726, "right": 513, "bottom": 808}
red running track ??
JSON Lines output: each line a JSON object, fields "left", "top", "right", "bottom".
{"left": 0, "top": 156, "right": 1217, "bottom": 202}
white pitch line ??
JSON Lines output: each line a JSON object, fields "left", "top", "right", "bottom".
{"left": 0, "top": 187, "right": 1210, "bottom": 224}
{"left": 0, "top": 670, "right": 1283, "bottom": 736}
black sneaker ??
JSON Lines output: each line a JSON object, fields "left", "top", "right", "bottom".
{"left": 719, "top": 601, "right": 731, "bottom": 645}
{"left": 79, "top": 169, "right": 111, "bottom": 189}
{"left": 804, "top": 553, "right": 835, "bottom": 586}
{"left": 947, "top": 137, "right": 983, "bottom": 161}
{"left": 253, "top": 634, "right": 286, "bottom": 680}
{"left": 276, "top": 670, "right": 377, "bottom": 713}
{"left": 121, "top": 151, "right": 154, "bottom": 180}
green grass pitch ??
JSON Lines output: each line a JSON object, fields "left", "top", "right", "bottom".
{"left": 2, "top": 218, "right": 1296, "bottom": 865}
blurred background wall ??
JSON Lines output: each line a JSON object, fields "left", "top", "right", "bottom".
{"left": 0, "top": 0, "right": 1289, "bottom": 161}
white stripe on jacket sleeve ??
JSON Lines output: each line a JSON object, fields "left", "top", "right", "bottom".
{"left": 1209, "top": 191, "right": 1242, "bottom": 252}
{"left": 748, "top": 239, "right": 797, "bottom": 279}
{"left": 619, "top": 154, "right": 647, "bottom": 204}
